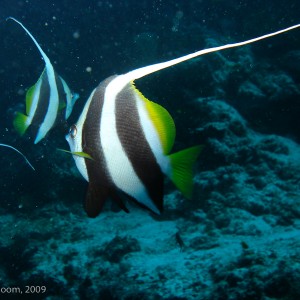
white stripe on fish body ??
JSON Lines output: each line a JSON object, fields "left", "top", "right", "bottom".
{"left": 34, "top": 63, "right": 59, "bottom": 144}
{"left": 60, "top": 76, "right": 72, "bottom": 119}
{"left": 135, "top": 94, "right": 171, "bottom": 176}
{"left": 66, "top": 89, "right": 96, "bottom": 181}
{"left": 26, "top": 77, "right": 42, "bottom": 127}
{"left": 101, "top": 76, "right": 160, "bottom": 214}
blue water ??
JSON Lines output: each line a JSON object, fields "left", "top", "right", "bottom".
{"left": 0, "top": 1, "right": 300, "bottom": 299}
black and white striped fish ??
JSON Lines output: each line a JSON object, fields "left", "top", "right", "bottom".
{"left": 65, "top": 23, "right": 300, "bottom": 217}
{"left": 66, "top": 76, "right": 202, "bottom": 216}
{"left": 8, "top": 18, "right": 79, "bottom": 144}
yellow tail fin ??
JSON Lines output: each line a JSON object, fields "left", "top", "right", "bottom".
{"left": 13, "top": 112, "right": 29, "bottom": 136}
{"left": 168, "top": 145, "right": 203, "bottom": 198}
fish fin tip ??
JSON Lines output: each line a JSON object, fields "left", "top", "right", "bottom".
{"left": 6, "top": 16, "right": 16, "bottom": 22}
{"left": 65, "top": 93, "right": 80, "bottom": 119}
{"left": 13, "top": 112, "right": 29, "bottom": 136}
{"left": 111, "top": 191, "right": 130, "bottom": 213}
{"left": 33, "top": 137, "right": 41, "bottom": 144}
{"left": 85, "top": 184, "right": 107, "bottom": 218}
{"left": 70, "top": 93, "right": 79, "bottom": 109}
{"left": 74, "top": 151, "right": 94, "bottom": 160}
{"left": 72, "top": 92, "right": 80, "bottom": 105}
{"left": 168, "top": 145, "right": 203, "bottom": 198}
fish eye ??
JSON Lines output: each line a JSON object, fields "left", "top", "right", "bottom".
{"left": 69, "top": 125, "right": 77, "bottom": 139}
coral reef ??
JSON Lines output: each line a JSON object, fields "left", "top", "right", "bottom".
{"left": 1, "top": 100, "right": 300, "bottom": 299}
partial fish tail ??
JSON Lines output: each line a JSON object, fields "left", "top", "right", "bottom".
{"left": 13, "top": 112, "right": 30, "bottom": 136}
{"left": 0, "top": 143, "right": 35, "bottom": 171}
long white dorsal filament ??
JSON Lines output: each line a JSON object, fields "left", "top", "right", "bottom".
{"left": 124, "top": 23, "right": 300, "bottom": 82}
{"left": 7, "top": 17, "right": 52, "bottom": 66}
{"left": 0, "top": 143, "right": 35, "bottom": 171}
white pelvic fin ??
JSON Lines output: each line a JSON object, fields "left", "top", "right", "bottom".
{"left": 7, "top": 17, "right": 52, "bottom": 67}
{"left": 0, "top": 143, "right": 35, "bottom": 171}
{"left": 123, "top": 23, "right": 300, "bottom": 83}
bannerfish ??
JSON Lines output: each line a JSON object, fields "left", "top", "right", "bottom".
{"left": 66, "top": 23, "right": 300, "bottom": 217}
{"left": 0, "top": 143, "right": 35, "bottom": 170}
{"left": 7, "top": 17, "right": 79, "bottom": 144}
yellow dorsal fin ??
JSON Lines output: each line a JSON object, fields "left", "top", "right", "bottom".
{"left": 25, "top": 68, "right": 46, "bottom": 115}
{"left": 131, "top": 82, "right": 176, "bottom": 154}
{"left": 25, "top": 84, "right": 35, "bottom": 116}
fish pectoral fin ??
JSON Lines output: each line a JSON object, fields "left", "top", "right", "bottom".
{"left": 57, "top": 148, "right": 94, "bottom": 160}
{"left": 168, "top": 145, "right": 203, "bottom": 199}
{"left": 13, "top": 112, "right": 29, "bottom": 136}
{"left": 73, "top": 151, "right": 94, "bottom": 160}
{"left": 84, "top": 183, "right": 107, "bottom": 218}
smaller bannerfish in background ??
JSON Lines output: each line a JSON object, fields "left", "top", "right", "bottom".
{"left": 0, "top": 143, "right": 35, "bottom": 170}
{"left": 7, "top": 17, "right": 79, "bottom": 144}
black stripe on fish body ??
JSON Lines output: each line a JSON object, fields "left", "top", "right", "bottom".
{"left": 115, "top": 83, "right": 164, "bottom": 213}
{"left": 53, "top": 74, "right": 68, "bottom": 128}
{"left": 29, "top": 70, "right": 51, "bottom": 139}
{"left": 84, "top": 182, "right": 108, "bottom": 218}
{"left": 82, "top": 76, "right": 128, "bottom": 217}
{"left": 56, "top": 74, "right": 67, "bottom": 108}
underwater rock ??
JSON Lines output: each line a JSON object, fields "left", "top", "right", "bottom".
{"left": 255, "top": 71, "right": 300, "bottom": 101}
{"left": 210, "top": 248, "right": 300, "bottom": 300}
{"left": 195, "top": 99, "right": 300, "bottom": 225}
{"left": 189, "top": 36, "right": 300, "bottom": 141}
{"left": 282, "top": 50, "right": 300, "bottom": 73}
{"left": 0, "top": 235, "right": 36, "bottom": 281}
{"left": 103, "top": 236, "right": 141, "bottom": 263}
{"left": 238, "top": 80, "right": 266, "bottom": 102}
